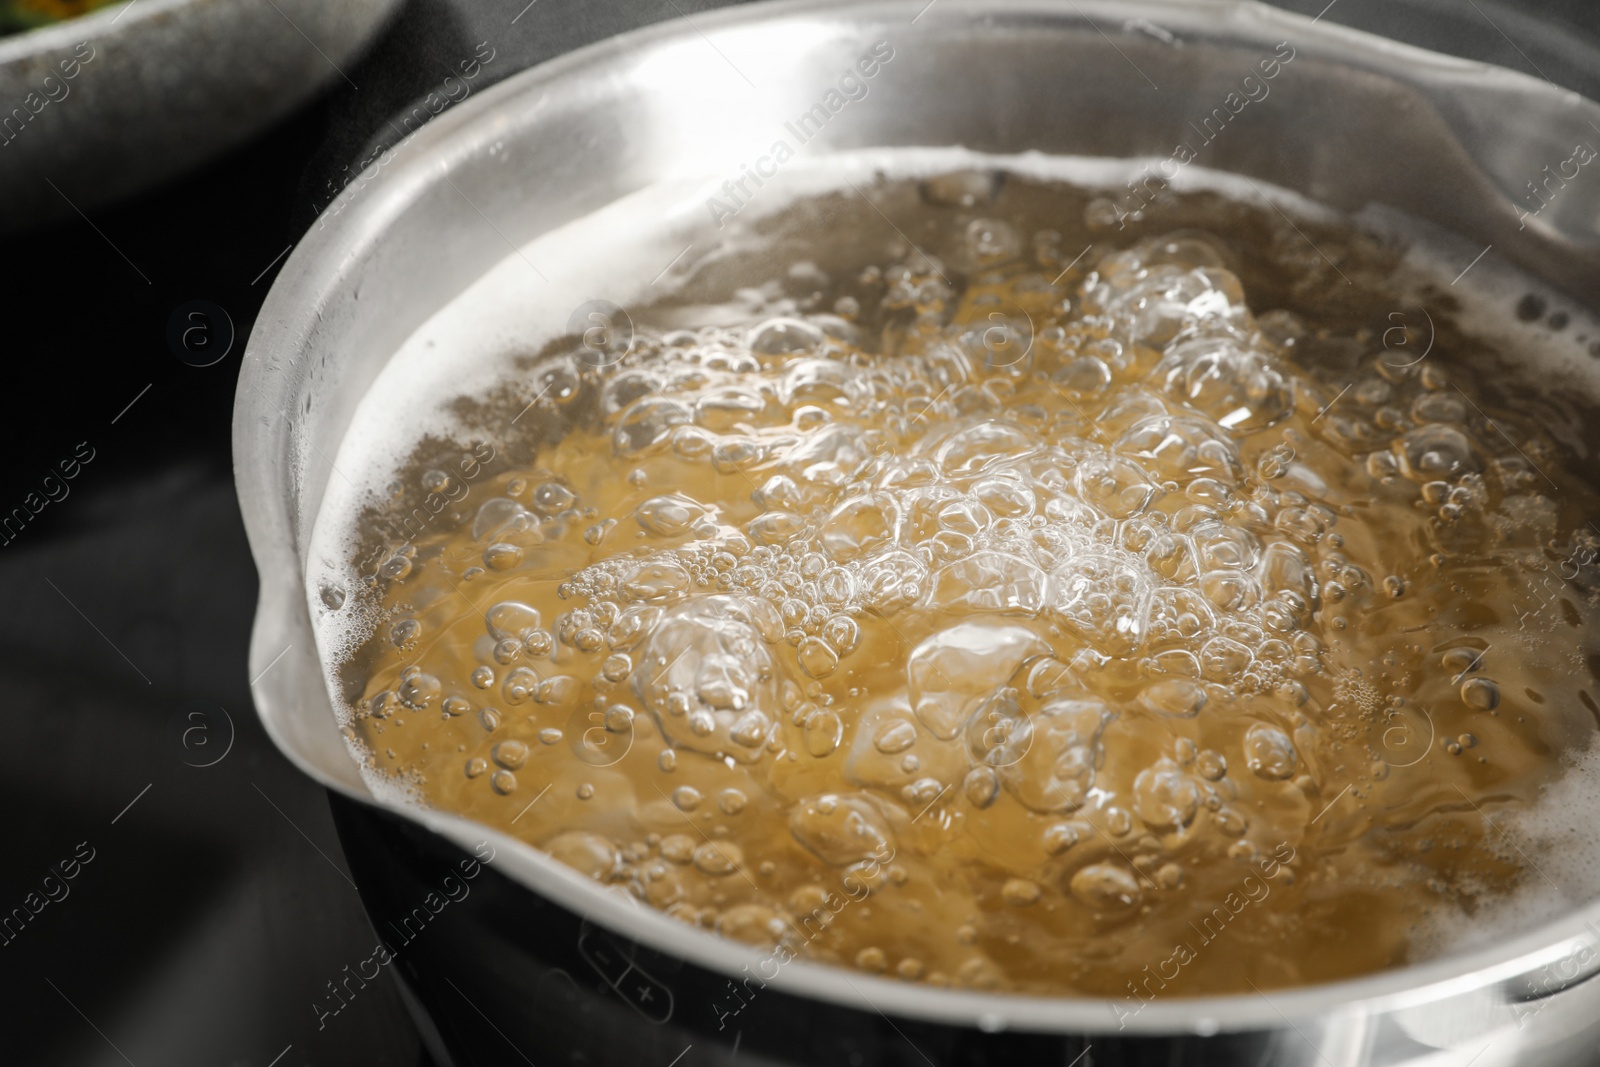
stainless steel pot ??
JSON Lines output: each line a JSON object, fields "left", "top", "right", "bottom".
{"left": 234, "top": 2, "right": 1600, "bottom": 1063}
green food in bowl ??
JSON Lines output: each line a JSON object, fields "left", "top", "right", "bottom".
{"left": 1, "top": 0, "right": 122, "bottom": 36}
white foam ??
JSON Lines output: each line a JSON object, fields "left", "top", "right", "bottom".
{"left": 1408, "top": 740, "right": 1600, "bottom": 962}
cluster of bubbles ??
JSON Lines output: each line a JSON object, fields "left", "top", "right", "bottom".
{"left": 347, "top": 204, "right": 1600, "bottom": 995}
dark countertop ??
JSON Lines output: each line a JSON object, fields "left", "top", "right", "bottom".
{"left": 0, "top": 1, "right": 1594, "bottom": 1064}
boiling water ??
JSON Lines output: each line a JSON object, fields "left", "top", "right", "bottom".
{"left": 310, "top": 152, "right": 1600, "bottom": 998}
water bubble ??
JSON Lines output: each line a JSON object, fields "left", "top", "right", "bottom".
{"left": 1073, "top": 454, "right": 1159, "bottom": 519}
{"left": 608, "top": 605, "right": 663, "bottom": 651}
{"left": 992, "top": 696, "right": 1109, "bottom": 814}
{"left": 789, "top": 793, "right": 891, "bottom": 865}
{"left": 1138, "top": 678, "right": 1207, "bottom": 718}
{"left": 623, "top": 560, "right": 693, "bottom": 602}
{"left": 798, "top": 636, "right": 840, "bottom": 678}
{"left": 486, "top": 602, "right": 542, "bottom": 643}
{"left": 1117, "top": 415, "right": 1243, "bottom": 485}
{"left": 693, "top": 840, "right": 743, "bottom": 876}
{"left": 902, "top": 777, "right": 944, "bottom": 807}
{"left": 929, "top": 551, "right": 1051, "bottom": 615}
{"left": 804, "top": 708, "right": 843, "bottom": 757}
{"left": 601, "top": 653, "right": 634, "bottom": 683}
{"left": 963, "top": 766, "right": 999, "bottom": 808}
{"left": 730, "top": 710, "right": 771, "bottom": 748}
{"left": 1043, "top": 822, "right": 1080, "bottom": 854}
{"left": 1133, "top": 758, "right": 1201, "bottom": 831}
{"left": 1054, "top": 357, "right": 1112, "bottom": 400}
{"left": 874, "top": 720, "right": 918, "bottom": 754}
{"left": 1243, "top": 723, "right": 1298, "bottom": 780}
{"left": 1194, "top": 750, "right": 1228, "bottom": 780}
{"left": 965, "top": 218, "right": 1022, "bottom": 265}
{"left": 492, "top": 740, "right": 528, "bottom": 769}
{"left": 1461, "top": 677, "right": 1500, "bottom": 710}
{"left": 398, "top": 672, "right": 440, "bottom": 710}
{"left": 921, "top": 170, "right": 1002, "bottom": 206}
{"left": 1001, "top": 878, "right": 1042, "bottom": 906}
{"left": 855, "top": 946, "right": 890, "bottom": 972}
{"left": 821, "top": 615, "right": 861, "bottom": 655}
{"left": 908, "top": 622, "right": 1050, "bottom": 740}
{"left": 1214, "top": 807, "right": 1249, "bottom": 836}
{"left": 1200, "top": 637, "right": 1253, "bottom": 682}
{"left": 1395, "top": 424, "right": 1477, "bottom": 480}
{"left": 1152, "top": 333, "right": 1293, "bottom": 433}
{"left": 749, "top": 317, "right": 825, "bottom": 356}
{"left": 545, "top": 831, "right": 620, "bottom": 880}
{"left": 1068, "top": 863, "right": 1141, "bottom": 910}
{"left": 1051, "top": 553, "right": 1149, "bottom": 655}
{"left": 635, "top": 597, "right": 779, "bottom": 763}
{"left": 503, "top": 667, "right": 539, "bottom": 705}
{"left": 635, "top": 495, "right": 706, "bottom": 537}
{"left": 718, "top": 904, "right": 789, "bottom": 950}
{"left": 1084, "top": 197, "right": 1122, "bottom": 229}
{"left": 473, "top": 498, "right": 536, "bottom": 542}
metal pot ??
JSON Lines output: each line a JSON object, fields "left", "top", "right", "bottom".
{"left": 235, "top": 2, "right": 1600, "bottom": 1063}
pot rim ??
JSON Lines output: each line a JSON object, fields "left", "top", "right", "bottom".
{"left": 235, "top": 0, "right": 1600, "bottom": 1037}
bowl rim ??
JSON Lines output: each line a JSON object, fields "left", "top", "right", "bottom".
{"left": 0, "top": 0, "right": 195, "bottom": 61}
{"left": 236, "top": 0, "right": 1600, "bottom": 1037}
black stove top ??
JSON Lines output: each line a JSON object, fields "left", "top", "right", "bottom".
{"left": 1, "top": 1, "right": 1594, "bottom": 1064}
